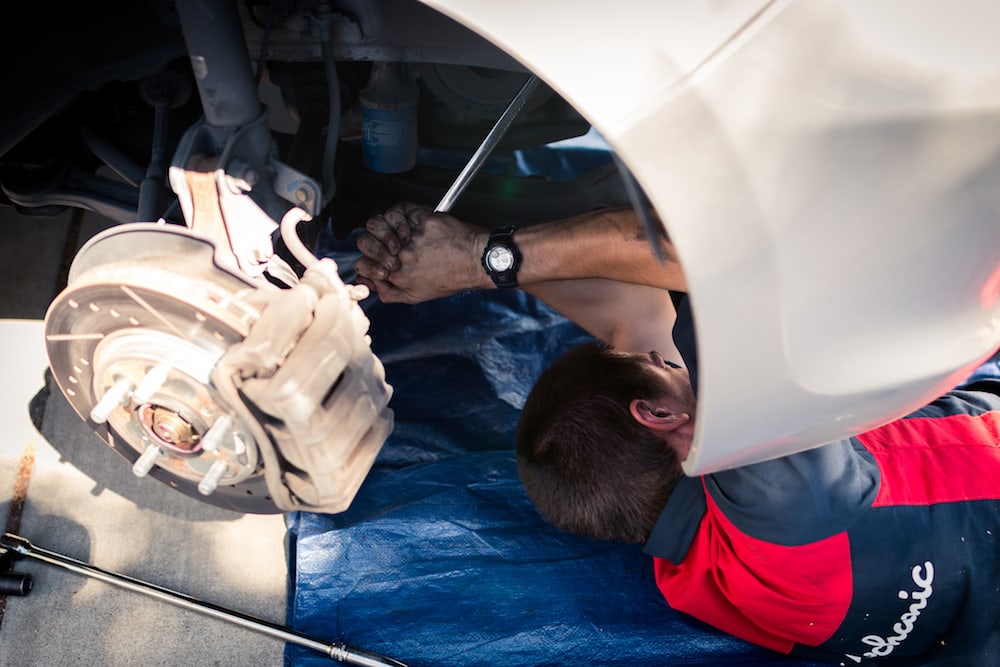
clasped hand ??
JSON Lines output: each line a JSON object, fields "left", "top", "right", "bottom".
{"left": 354, "top": 202, "right": 490, "bottom": 304}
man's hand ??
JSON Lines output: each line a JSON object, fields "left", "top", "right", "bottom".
{"left": 355, "top": 202, "right": 491, "bottom": 304}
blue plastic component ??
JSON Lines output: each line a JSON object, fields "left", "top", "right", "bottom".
{"left": 360, "top": 62, "right": 419, "bottom": 174}
{"left": 361, "top": 106, "right": 418, "bottom": 174}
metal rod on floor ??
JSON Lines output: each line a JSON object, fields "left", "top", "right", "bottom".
{"left": 434, "top": 74, "right": 540, "bottom": 214}
{"left": 0, "top": 533, "right": 406, "bottom": 667}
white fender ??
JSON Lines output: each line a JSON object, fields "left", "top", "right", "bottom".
{"left": 420, "top": 0, "right": 1000, "bottom": 472}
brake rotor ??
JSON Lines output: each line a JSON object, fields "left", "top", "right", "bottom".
{"left": 44, "top": 223, "right": 281, "bottom": 513}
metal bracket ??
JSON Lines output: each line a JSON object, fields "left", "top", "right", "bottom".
{"left": 168, "top": 110, "right": 322, "bottom": 278}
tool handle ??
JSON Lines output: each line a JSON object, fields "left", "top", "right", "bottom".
{"left": 434, "top": 74, "right": 540, "bottom": 214}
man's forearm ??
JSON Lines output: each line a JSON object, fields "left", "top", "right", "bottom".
{"left": 475, "top": 208, "right": 687, "bottom": 291}
{"left": 355, "top": 203, "right": 686, "bottom": 303}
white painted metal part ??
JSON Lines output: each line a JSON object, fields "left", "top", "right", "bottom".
{"left": 421, "top": 0, "right": 1000, "bottom": 473}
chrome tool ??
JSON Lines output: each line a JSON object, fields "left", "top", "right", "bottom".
{"left": 0, "top": 533, "right": 406, "bottom": 667}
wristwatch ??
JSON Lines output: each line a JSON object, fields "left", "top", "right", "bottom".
{"left": 480, "top": 226, "right": 522, "bottom": 288}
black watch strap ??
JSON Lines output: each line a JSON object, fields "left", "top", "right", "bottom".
{"left": 481, "top": 226, "right": 521, "bottom": 288}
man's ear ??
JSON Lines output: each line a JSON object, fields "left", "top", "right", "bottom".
{"left": 629, "top": 399, "right": 690, "bottom": 432}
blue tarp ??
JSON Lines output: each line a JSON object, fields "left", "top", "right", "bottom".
{"left": 285, "top": 264, "right": 828, "bottom": 667}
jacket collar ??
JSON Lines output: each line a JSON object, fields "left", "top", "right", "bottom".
{"left": 642, "top": 475, "right": 706, "bottom": 563}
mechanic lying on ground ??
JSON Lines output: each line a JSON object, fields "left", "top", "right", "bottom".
{"left": 354, "top": 202, "right": 1000, "bottom": 666}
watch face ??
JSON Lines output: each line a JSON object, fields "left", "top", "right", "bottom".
{"left": 486, "top": 245, "right": 514, "bottom": 271}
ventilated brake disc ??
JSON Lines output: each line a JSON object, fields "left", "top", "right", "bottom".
{"left": 45, "top": 223, "right": 277, "bottom": 512}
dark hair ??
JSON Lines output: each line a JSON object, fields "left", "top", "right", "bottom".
{"left": 516, "top": 342, "right": 684, "bottom": 543}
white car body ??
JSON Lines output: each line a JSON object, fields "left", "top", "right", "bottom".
{"left": 423, "top": 0, "right": 1000, "bottom": 473}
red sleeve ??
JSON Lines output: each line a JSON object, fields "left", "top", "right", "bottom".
{"left": 859, "top": 410, "right": 1000, "bottom": 506}
{"left": 652, "top": 482, "right": 853, "bottom": 653}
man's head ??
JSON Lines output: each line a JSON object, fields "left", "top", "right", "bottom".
{"left": 516, "top": 342, "right": 696, "bottom": 544}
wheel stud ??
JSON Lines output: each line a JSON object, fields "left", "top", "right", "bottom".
{"left": 132, "top": 445, "right": 163, "bottom": 478}
{"left": 199, "top": 416, "right": 232, "bottom": 453}
{"left": 198, "top": 460, "right": 229, "bottom": 496}
{"left": 132, "top": 364, "right": 169, "bottom": 403}
{"left": 90, "top": 379, "right": 134, "bottom": 424}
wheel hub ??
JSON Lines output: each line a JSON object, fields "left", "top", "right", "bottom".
{"left": 44, "top": 222, "right": 395, "bottom": 515}
{"left": 45, "top": 224, "right": 274, "bottom": 512}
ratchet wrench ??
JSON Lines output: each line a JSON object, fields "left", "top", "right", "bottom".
{"left": 0, "top": 533, "right": 405, "bottom": 667}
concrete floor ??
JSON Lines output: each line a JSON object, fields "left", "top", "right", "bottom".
{"left": 0, "top": 208, "right": 290, "bottom": 666}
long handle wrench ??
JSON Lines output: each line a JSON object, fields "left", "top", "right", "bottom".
{"left": 0, "top": 533, "right": 405, "bottom": 667}
{"left": 434, "top": 74, "right": 540, "bottom": 213}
